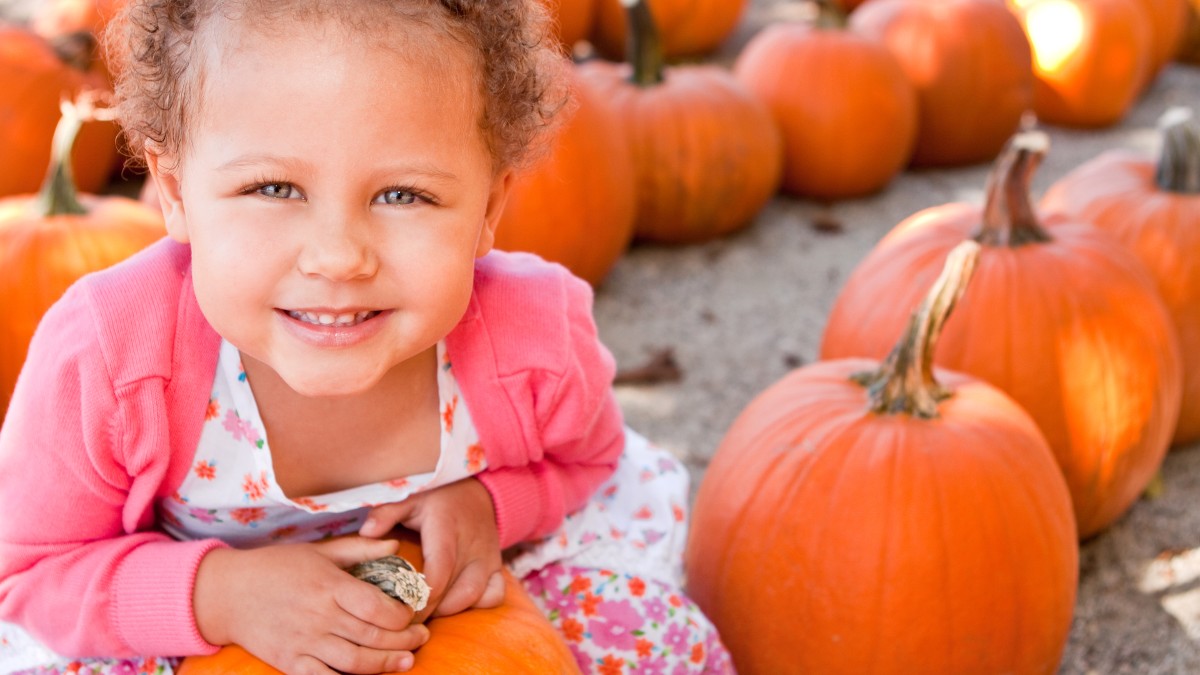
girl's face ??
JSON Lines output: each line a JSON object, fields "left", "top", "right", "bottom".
{"left": 149, "top": 13, "right": 511, "bottom": 397}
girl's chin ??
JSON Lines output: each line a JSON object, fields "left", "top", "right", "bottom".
{"left": 279, "top": 369, "right": 383, "bottom": 398}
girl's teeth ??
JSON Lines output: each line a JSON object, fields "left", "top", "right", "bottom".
{"left": 288, "top": 310, "right": 378, "bottom": 327}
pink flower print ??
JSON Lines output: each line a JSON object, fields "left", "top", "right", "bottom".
{"left": 602, "top": 484, "right": 618, "bottom": 500}
{"left": 689, "top": 643, "right": 705, "bottom": 665}
{"left": 242, "top": 471, "right": 269, "bottom": 501}
{"left": 628, "top": 577, "right": 646, "bottom": 597}
{"left": 639, "top": 469, "right": 655, "bottom": 483}
{"left": 568, "top": 644, "right": 592, "bottom": 675}
{"left": 545, "top": 585, "right": 580, "bottom": 616}
{"left": 635, "top": 638, "right": 654, "bottom": 660}
{"left": 644, "top": 597, "right": 669, "bottom": 623}
{"left": 160, "top": 508, "right": 183, "bottom": 529}
{"left": 204, "top": 398, "right": 220, "bottom": 421}
{"left": 316, "top": 517, "right": 359, "bottom": 536}
{"left": 580, "top": 531, "right": 600, "bottom": 545}
{"left": 656, "top": 457, "right": 678, "bottom": 473}
{"left": 588, "top": 599, "right": 644, "bottom": 651}
{"left": 442, "top": 395, "right": 458, "bottom": 433}
{"left": 222, "top": 409, "right": 262, "bottom": 447}
{"left": 387, "top": 477, "right": 410, "bottom": 490}
{"left": 294, "top": 496, "right": 329, "bottom": 512}
{"left": 663, "top": 623, "right": 690, "bottom": 654}
{"left": 110, "top": 660, "right": 138, "bottom": 675}
{"left": 188, "top": 507, "right": 221, "bottom": 524}
{"left": 631, "top": 656, "right": 668, "bottom": 675}
{"left": 231, "top": 507, "right": 265, "bottom": 526}
{"left": 580, "top": 592, "right": 602, "bottom": 617}
{"left": 633, "top": 505, "right": 653, "bottom": 520}
{"left": 642, "top": 529, "right": 666, "bottom": 545}
{"left": 569, "top": 575, "right": 593, "bottom": 595}
{"left": 610, "top": 526, "right": 624, "bottom": 540}
{"left": 169, "top": 490, "right": 187, "bottom": 504}
{"left": 598, "top": 655, "right": 624, "bottom": 675}
{"left": 561, "top": 616, "right": 585, "bottom": 642}
{"left": 671, "top": 503, "right": 685, "bottom": 523}
{"left": 271, "top": 525, "right": 300, "bottom": 540}
{"left": 193, "top": 459, "right": 217, "bottom": 480}
{"left": 466, "top": 443, "right": 486, "bottom": 472}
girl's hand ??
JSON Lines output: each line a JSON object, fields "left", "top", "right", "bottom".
{"left": 194, "top": 537, "right": 431, "bottom": 675}
{"left": 358, "top": 477, "right": 505, "bottom": 620}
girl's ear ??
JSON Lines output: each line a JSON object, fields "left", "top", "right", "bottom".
{"left": 144, "top": 148, "right": 190, "bottom": 244}
{"left": 475, "top": 168, "right": 514, "bottom": 258}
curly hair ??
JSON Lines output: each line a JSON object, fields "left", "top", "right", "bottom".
{"left": 104, "top": 0, "right": 571, "bottom": 172}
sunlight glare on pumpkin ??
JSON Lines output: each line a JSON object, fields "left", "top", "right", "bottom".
{"left": 1024, "top": 0, "right": 1086, "bottom": 74}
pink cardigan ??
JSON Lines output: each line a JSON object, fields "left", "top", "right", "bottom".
{"left": 0, "top": 239, "right": 624, "bottom": 658}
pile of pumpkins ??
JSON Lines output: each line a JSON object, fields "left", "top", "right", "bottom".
{"left": 1, "top": 0, "right": 1200, "bottom": 672}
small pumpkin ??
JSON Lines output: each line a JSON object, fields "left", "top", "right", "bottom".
{"left": 732, "top": 1, "right": 917, "bottom": 199}
{"left": 177, "top": 532, "right": 579, "bottom": 674}
{"left": 1006, "top": 0, "right": 1152, "bottom": 127}
{"left": 578, "top": 0, "right": 782, "bottom": 244}
{"left": 1129, "top": 0, "right": 1188, "bottom": 89}
{"left": 851, "top": 0, "right": 1034, "bottom": 167}
{"left": 539, "top": 0, "right": 596, "bottom": 50}
{"left": 686, "top": 241, "right": 1078, "bottom": 674}
{"left": 1042, "top": 108, "right": 1200, "bottom": 445}
{"left": 820, "top": 131, "right": 1182, "bottom": 539}
{"left": 0, "top": 25, "right": 120, "bottom": 198}
{"left": 494, "top": 67, "right": 636, "bottom": 285}
{"left": 590, "top": 0, "right": 747, "bottom": 60}
{"left": 0, "top": 100, "right": 164, "bottom": 420}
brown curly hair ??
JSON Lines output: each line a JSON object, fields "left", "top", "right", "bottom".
{"left": 104, "top": 0, "right": 571, "bottom": 172}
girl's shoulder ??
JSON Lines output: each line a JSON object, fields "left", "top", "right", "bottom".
{"left": 466, "top": 249, "right": 598, "bottom": 349}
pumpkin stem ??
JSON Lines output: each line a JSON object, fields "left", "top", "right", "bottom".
{"left": 35, "top": 99, "right": 90, "bottom": 218}
{"left": 1155, "top": 107, "right": 1200, "bottom": 194}
{"left": 812, "top": 0, "right": 849, "bottom": 29}
{"left": 975, "top": 131, "right": 1053, "bottom": 247}
{"left": 621, "top": 0, "right": 665, "bottom": 87}
{"left": 48, "top": 31, "right": 98, "bottom": 74}
{"left": 851, "top": 240, "right": 982, "bottom": 419}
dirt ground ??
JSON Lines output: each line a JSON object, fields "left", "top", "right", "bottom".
{"left": 589, "top": 3, "right": 1200, "bottom": 674}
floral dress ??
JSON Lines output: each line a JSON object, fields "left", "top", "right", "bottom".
{"left": 0, "top": 340, "right": 732, "bottom": 674}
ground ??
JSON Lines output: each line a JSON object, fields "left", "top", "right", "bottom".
{"left": 591, "top": 4, "right": 1200, "bottom": 673}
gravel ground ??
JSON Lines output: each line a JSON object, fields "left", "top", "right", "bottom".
{"left": 590, "top": 5, "right": 1200, "bottom": 672}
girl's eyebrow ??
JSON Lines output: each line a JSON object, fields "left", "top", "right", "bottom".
{"left": 216, "top": 154, "right": 460, "bottom": 183}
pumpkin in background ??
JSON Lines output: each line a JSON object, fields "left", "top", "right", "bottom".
{"left": 494, "top": 68, "right": 636, "bottom": 285}
{"left": 1128, "top": 0, "right": 1188, "bottom": 89}
{"left": 0, "top": 100, "right": 164, "bottom": 420}
{"left": 578, "top": 0, "right": 781, "bottom": 244}
{"left": 540, "top": 0, "right": 596, "bottom": 50}
{"left": 0, "top": 25, "right": 120, "bottom": 198}
{"left": 851, "top": 0, "right": 1034, "bottom": 167}
{"left": 590, "top": 0, "right": 747, "bottom": 60}
{"left": 31, "top": 0, "right": 125, "bottom": 39}
{"left": 1006, "top": 0, "right": 1151, "bottom": 127}
{"left": 1042, "top": 108, "right": 1200, "bottom": 445}
{"left": 686, "top": 241, "right": 1078, "bottom": 674}
{"left": 178, "top": 532, "right": 578, "bottom": 674}
{"left": 733, "top": 3, "right": 916, "bottom": 199}
{"left": 820, "top": 132, "right": 1182, "bottom": 539}
{"left": 1181, "top": 0, "right": 1200, "bottom": 63}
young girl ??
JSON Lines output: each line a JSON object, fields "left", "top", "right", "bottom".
{"left": 0, "top": 0, "right": 734, "bottom": 673}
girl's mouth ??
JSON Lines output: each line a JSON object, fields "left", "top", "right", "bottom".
{"left": 285, "top": 310, "right": 382, "bottom": 327}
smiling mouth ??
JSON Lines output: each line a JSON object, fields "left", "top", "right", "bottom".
{"left": 285, "top": 310, "right": 382, "bottom": 327}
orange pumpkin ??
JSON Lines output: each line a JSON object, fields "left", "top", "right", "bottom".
{"left": 1181, "top": 0, "right": 1200, "bottom": 63}
{"left": 590, "top": 0, "right": 747, "bottom": 60}
{"left": 1129, "top": 0, "right": 1188, "bottom": 88}
{"left": 733, "top": 5, "right": 917, "bottom": 199}
{"left": 820, "top": 132, "right": 1182, "bottom": 539}
{"left": 1007, "top": 0, "right": 1151, "bottom": 127}
{"left": 0, "top": 25, "right": 120, "bottom": 198}
{"left": 686, "top": 241, "right": 1078, "bottom": 674}
{"left": 495, "top": 68, "right": 636, "bottom": 285}
{"left": 577, "top": 0, "right": 781, "bottom": 244}
{"left": 177, "top": 533, "right": 578, "bottom": 674}
{"left": 1042, "top": 108, "right": 1200, "bottom": 446}
{"left": 540, "top": 0, "right": 596, "bottom": 50}
{"left": 0, "top": 100, "right": 163, "bottom": 420}
{"left": 851, "top": 0, "right": 1034, "bottom": 167}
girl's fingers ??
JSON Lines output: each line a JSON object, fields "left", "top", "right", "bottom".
{"left": 332, "top": 615, "right": 431, "bottom": 651}
{"left": 337, "top": 576, "right": 417, "bottom": 631}
{"left": 359, "top": 502, "right": 415, "bottom": 537}
{"left": 473, "top": 571, "right": 506, "bottom": 610}
{"left": 431, "top": 559, "right": 491, "bottom": 617}
{"left": 310, "top": 635, "right": 416, "bottom": 675}
{"left": 311, "top": 535, "right": 401, "bottom": 568}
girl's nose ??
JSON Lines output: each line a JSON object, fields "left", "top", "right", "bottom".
{"left": 296, "top": 209, "right": 379, "bottom": 281}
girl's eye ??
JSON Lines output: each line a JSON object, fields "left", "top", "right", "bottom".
{"left": 256, "top": 183, "right": 301, "bottom": 200}
{"left": 376, "top": 189, "right": 418, "bottom": 206}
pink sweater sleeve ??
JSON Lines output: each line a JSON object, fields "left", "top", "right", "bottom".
{"left": 0, "top": 284, "right": 225, "bottom": 657}
{"left": 474, "top": 270, "right": 625, "bottom": 548}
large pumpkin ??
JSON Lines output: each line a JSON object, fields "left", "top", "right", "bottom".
{"left": 539, "top": 0, "right": 596, "bottom": 50}
{"left": 1006, "top": 0, "right": 1151, "bottom": 127}
{"left": 577, "top": 0, "right": 781, "bottom": 244}
{"left": 1129, "top": 0, "right": 1188, "bottom": 88}
{"left": 1181, "top": 0, "right": 1200, "bottom": 63}
{"left": 686, "top": 242, "right": 1078, "bottom": 674}
{"left": 732, "top": 5, "right": 916, "bottom": 199}
{"left": 851, "top": 0, "right": 1034, "bottom": 167}
{"left": 590, "top": 0, "right": 747, "bottom": 60}
{"left": 820, "top": 132, "right": 1182, "bottom": 539}
{"left": 0, "top": 25, "right": 120, "bottom": 198}
{"left": 1041, "top": 108, "right": 1200, "bottom": 445}
{"left": 494, "top": 67, "right": 636, "bottom": 285}
{"left": 0, "top": 100, "right": 163, "bottom": 420}
{"left": 177, "top": 533, "right": 579, "bottom": 674}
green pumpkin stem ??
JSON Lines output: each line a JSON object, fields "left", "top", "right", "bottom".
{"left": 35, "top": 100, "right": 89, "bottom": 218}
{"left": 975, "top": 131, "right": 1053, "bottom": 247}
{"left": 813, "top": 0, "right": 849, "bottom": 30}
{"left": 851, "top": 241, "right": 981, "bottom": 419}
{"left": 622, "top": 0, "right": 665, "bottom": 87}
{"left": 1155, "top": 107, "right": 1200, "bottom": 194}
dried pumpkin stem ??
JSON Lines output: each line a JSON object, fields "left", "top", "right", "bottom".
{"left": 975, "top": 131, "right": 1052, "bottom": 247}
{"left": 35, "top": 99, "right": 88, "bottom": 218}
{"left": 622, "top": 0, "right": 665, "bottom": 87}
{"left": 813, "top": 0, "right": 849, "bottom": 30}
{"left": 851, "top": 241, "right": 981, "bottom": 419}
{"left": 1155, "top": 107, "right": 1200, "bottom": 193}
